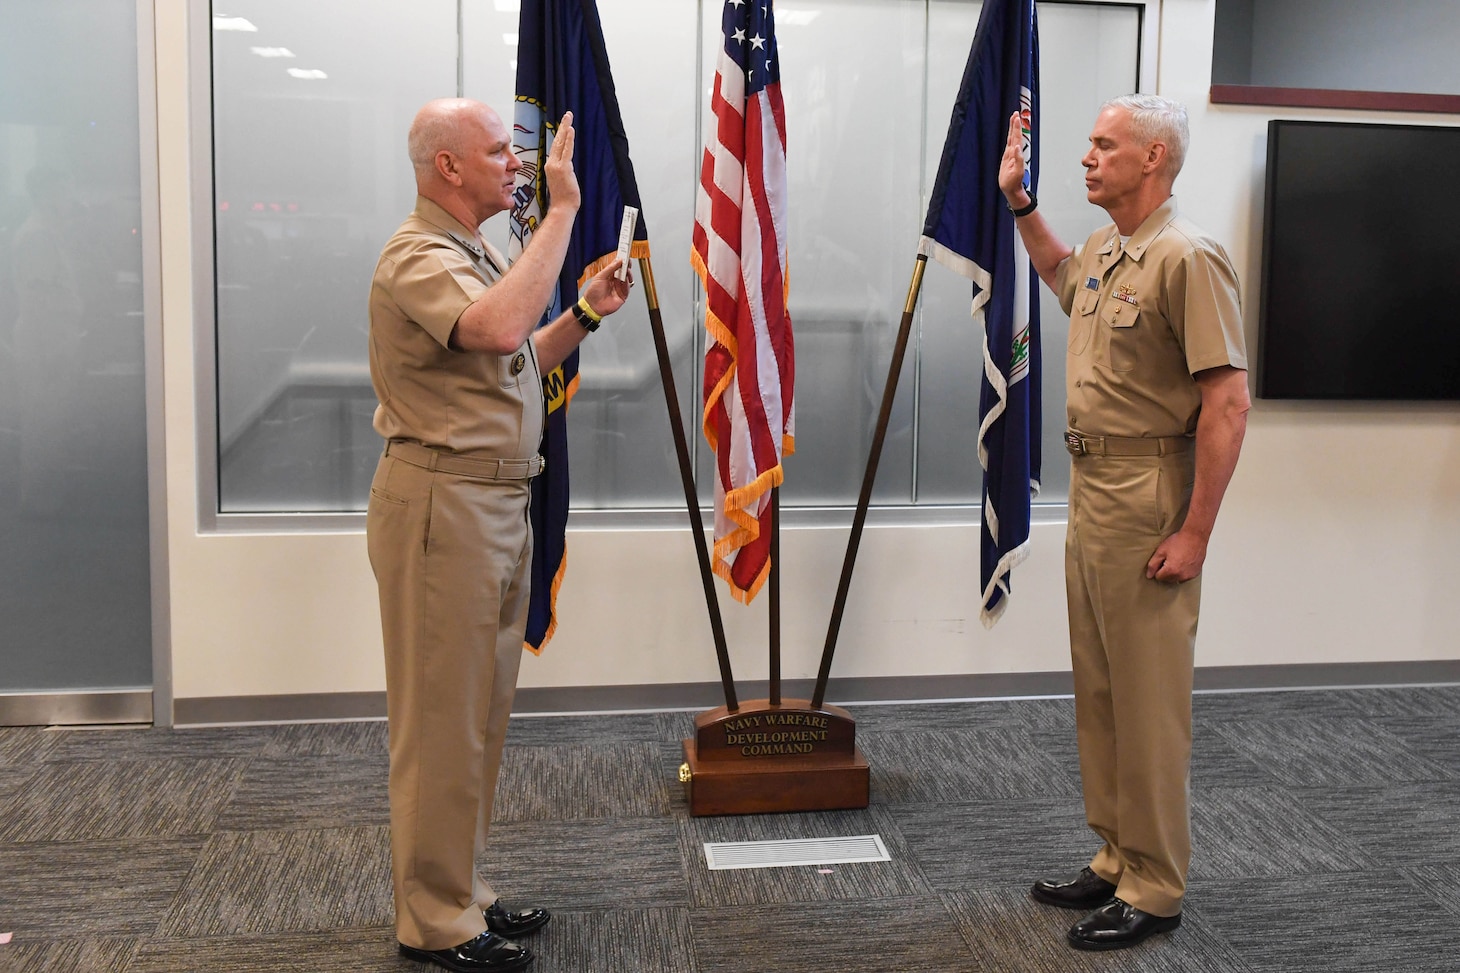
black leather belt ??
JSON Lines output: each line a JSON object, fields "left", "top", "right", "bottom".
{"left": 385, "top": 440, "right": 544, "bottom": 479}
{"left": 1064, "top": 431, "right": 1193, "bottom": 457}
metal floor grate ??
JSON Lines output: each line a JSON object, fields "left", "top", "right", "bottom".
{"left": 702, "top": 834, "right": 890, "bottom": 870}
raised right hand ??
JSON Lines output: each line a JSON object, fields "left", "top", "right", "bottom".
{"left": 998, "top": 111, "right": 1029, "bottom": 202}
{"left": 544, "top": 111, "right": 581, "bottom": 214}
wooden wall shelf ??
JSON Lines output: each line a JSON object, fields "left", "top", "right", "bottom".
{"left": 1211, "top": 84, "right": 1460, "bottom": 115}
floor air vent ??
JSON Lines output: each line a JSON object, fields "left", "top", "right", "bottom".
{"left": 702, "top": 834, "right": 890, "bottom": 871}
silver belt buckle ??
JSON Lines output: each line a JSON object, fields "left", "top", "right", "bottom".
{"left": 1065, "top": 431, "right": 1086, "bottom": 455}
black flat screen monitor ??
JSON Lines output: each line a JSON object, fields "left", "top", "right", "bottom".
{"left": 1258, "top": 119, "right": 1460, "bottom": 400}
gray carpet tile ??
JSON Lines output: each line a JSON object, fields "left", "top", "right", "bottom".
{"left": 124, "top": 927, "right": 406, "bottom": 973}
{"left": 40, "top": 724, "right": 279, "bottom": 762}
{"left": 0, "top": 936, "right": 137, "bottom": 973}
{"left": 6, "top": 688, "right": 1460, "bottom": 971}
{"left": 1191, "top": 689, "right": 1368, "bottom": 723}
{"left": 1209, "top": 716, "right": 1459, "bottom": 787}
{"left": 891, "top": 797, "right": 1094, "bottom": 890}
{"left": 654, "top": 710, "right": 698, "bottom": 743}
{"left": 677, "top": 805, "right": 931, "bottom": 908}
{"left": 1292, "top": 781, "right": 1460, "bottom": 867}
{"left": 1194, "top": 871, "right": 1458, "bottom": 973}
{"left": 861, "top": 727, "right": 1080, "bottom": 805}
{"left": 0, "top": 727, "right": 58, "bottom": 769}
{"left": 214, "top": 753, "right": 389, "bottom": 831}
{"left": 1027, "top": 718, "right": 1284, "bottom": 795}
{"left": 262, "top": 719, "right": 388, "bottom": 757}
{"left": 1398, "top": 863, "right": 1460, "bottom": 921}
{"left": 505, "top": 712, "right": 667, "bottom": 747}
{"left": 492, "top": 742, "right": 672, "bottom": 822}
{"left": 480, "top": 817, "right": 691, "bottom": 909}
{"left": 1190, "top": 726, "right": 1289, "bottom": 792}
{"left": 155, "top": 825, "right": 393, "bottom": 938}
{"left": 659, "top": 740, "right": 695, "bottom": 816}
{"left": 689, "top": 895, "right": 974, "bottom": 973}
{"left": 1369, "top": 714, "right": 1460, "bottom": 776}
{"left": 0, "top": 837, "right": 205, "bottom": 938}
{"left": 1188, "top": 785, "right": 1372, "bottom": 880}
{"left": 1326, "top": 685, "right": 1460, "bottom": 719}
{"left": 1014, "top": 695, "right": 1079, "bottom": 733}
{"left": 528, "top": 907, "right": 698, "bottom": 973}
{"left": 847, "top": 698, "right": 1033, "bottom": 733}
{"left": 1023, "top": 727, "right": 1081, "bottom": 781}
{"left": 941, "top": 886, "right": 1254, "bottom": 973}
{"left": 0, "top": 757, "right": 247, "bottom": 842}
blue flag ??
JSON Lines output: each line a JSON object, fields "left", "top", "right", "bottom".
{"left": 919, "top": 0, "right": 1041, "bottom": 627}
{"left": 511, "top": 0, "right": 649, "bottom": 652}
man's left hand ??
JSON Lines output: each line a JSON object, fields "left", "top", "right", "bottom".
{"left": 1146, "top": 528, "right": 1207, "bottom": 583}
{"left": 580, "top": 259, "right": 633, "bottom": 320}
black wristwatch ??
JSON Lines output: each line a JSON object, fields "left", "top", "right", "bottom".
{"left": 571, "top": 298, "right": 601, "bottom": 333}
{"left": 1008, "top": 189, "right": 1038, "bottom": 218}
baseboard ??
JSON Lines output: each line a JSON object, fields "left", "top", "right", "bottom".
{"left": 166, "top": 659, "right": 1460, "bottom": 726}
{"left": 0, "top": 690, "right": 153, "bottom": 727}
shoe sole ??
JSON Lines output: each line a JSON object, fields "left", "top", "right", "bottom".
{"left": 398, "top": 943, "right": 534, "bottom": 971}
{"left": 1066, "top": 914, "right": 1181, "bottom": 951}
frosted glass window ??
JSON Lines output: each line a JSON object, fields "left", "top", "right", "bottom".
{"left": 917, "top": 0, "right": 1140, "bottom": 504}
{"left": 464, "top": 0, "right": 704, "bottom": 509}
{"left": 212, "top": 0, "right": 458, "bottom": 512}
{"left": 210, "top": 0, "right": 1145, "bottom": 514}
{"left": 0, "top": 0, "right": 152, "bottom": 690}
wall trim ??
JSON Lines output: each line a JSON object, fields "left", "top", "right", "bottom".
{"left": 169, "top": 660, "right": 1460, "bottom": 725}
{"left": 0, "top": 691, "right": 154, "bottom": 727}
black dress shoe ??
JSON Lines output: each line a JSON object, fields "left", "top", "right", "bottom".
{"left": 398, "top": 930, "right": 533, "bottom": 972}
{"left": 1030, "top": 866, "right": 1117, "bottom": 910}
{"left": 483, "top": 899, "right": 551, "bottom": 938}
{"left": 1067, "top": 897, "right": 1181, "bottom": 951}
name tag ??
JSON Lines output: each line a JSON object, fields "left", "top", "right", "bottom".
{"left": 1084, "top": 276, "right": 1099, "bottom": 291}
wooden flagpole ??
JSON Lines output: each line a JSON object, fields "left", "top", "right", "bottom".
{"left": 635, "top": 254, "right": 738, "bottom": 712}
{"left": 769, "top": 488, "right": 781, "bottom": 707}
{"left": 810, "top": 254, "right": 929, "bottom": 710}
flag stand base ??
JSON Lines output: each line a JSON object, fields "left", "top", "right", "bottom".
{"left": 678, "top": 698, "right": 869, "bottom": 816}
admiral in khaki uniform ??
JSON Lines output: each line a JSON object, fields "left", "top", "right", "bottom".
{"left": 1000, "top": 94, "right": 1250, "bottom": 950}
{"left": 368, "top": 98, "right": 629, "bottom": 973}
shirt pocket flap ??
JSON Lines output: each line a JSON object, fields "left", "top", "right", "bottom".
{"left": 1101, "top": 299, "right": 1137, "bottom": 328}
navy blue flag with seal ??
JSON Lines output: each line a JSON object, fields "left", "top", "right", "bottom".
{"left": 511, "top": 0, "right": 649, "bottom": 652}
{"left": 918, "top": 0, "right": 1041, "bottom": 627}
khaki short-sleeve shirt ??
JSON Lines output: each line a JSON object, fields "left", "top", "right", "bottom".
{"left": 368, "top": 196, "right": 544, "bottom": 458}
{"left": 1054, "top": 197, "right": 1247, "bottom": 438}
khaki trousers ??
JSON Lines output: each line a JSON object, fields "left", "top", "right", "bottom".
{"left": 367, "top": 449, "right": 532, "bottom": 950}
{"left": 1065, "top": 449, "right": 1200, "bottom": 918}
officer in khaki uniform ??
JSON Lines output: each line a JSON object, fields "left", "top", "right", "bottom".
{"left": 1000, "top": 94, "right": 1250, "bottom": 950}
{"left": 368, "top": 98, "right": 629, "bottom": 973}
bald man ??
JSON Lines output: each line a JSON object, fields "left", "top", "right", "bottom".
{"left": 367, "top": 99, "right": 630, "bottom": 972}
{"left": 1000, "top": 95, "right": 1249, "bottom": 950}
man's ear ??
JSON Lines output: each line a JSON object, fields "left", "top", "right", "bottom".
{"left": 435, "top": 150, "right": 461, "bottom": 185}
{"left": 1143, "top": 141, "right": 1167, "bottom": 176}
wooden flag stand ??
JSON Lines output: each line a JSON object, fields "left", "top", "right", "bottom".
{"left": 678, "top": 494, "right": 870, "bottom": 816}
{"left": 636, "top": 255, "right": 872, "bottom": 816}
{"left": 677, "top": 257, "right": 929, "bottom": 815}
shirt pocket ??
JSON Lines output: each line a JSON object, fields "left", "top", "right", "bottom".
{"left": 498, "top": 349, "right": 531, "bottom": 390}
{"left": 1069, "top": 289, "right": 1098, "bottom": 356}
{"left": 1100, "top": 299, "right": 1139, "bottom": 372}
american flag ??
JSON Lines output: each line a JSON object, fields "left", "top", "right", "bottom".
{"left": 691, "top": 0, "right": 795, "bottom": 605}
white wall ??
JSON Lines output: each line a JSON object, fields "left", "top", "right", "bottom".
{"left": 153, "top": 1, "right": 1460, "bottom": 710}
